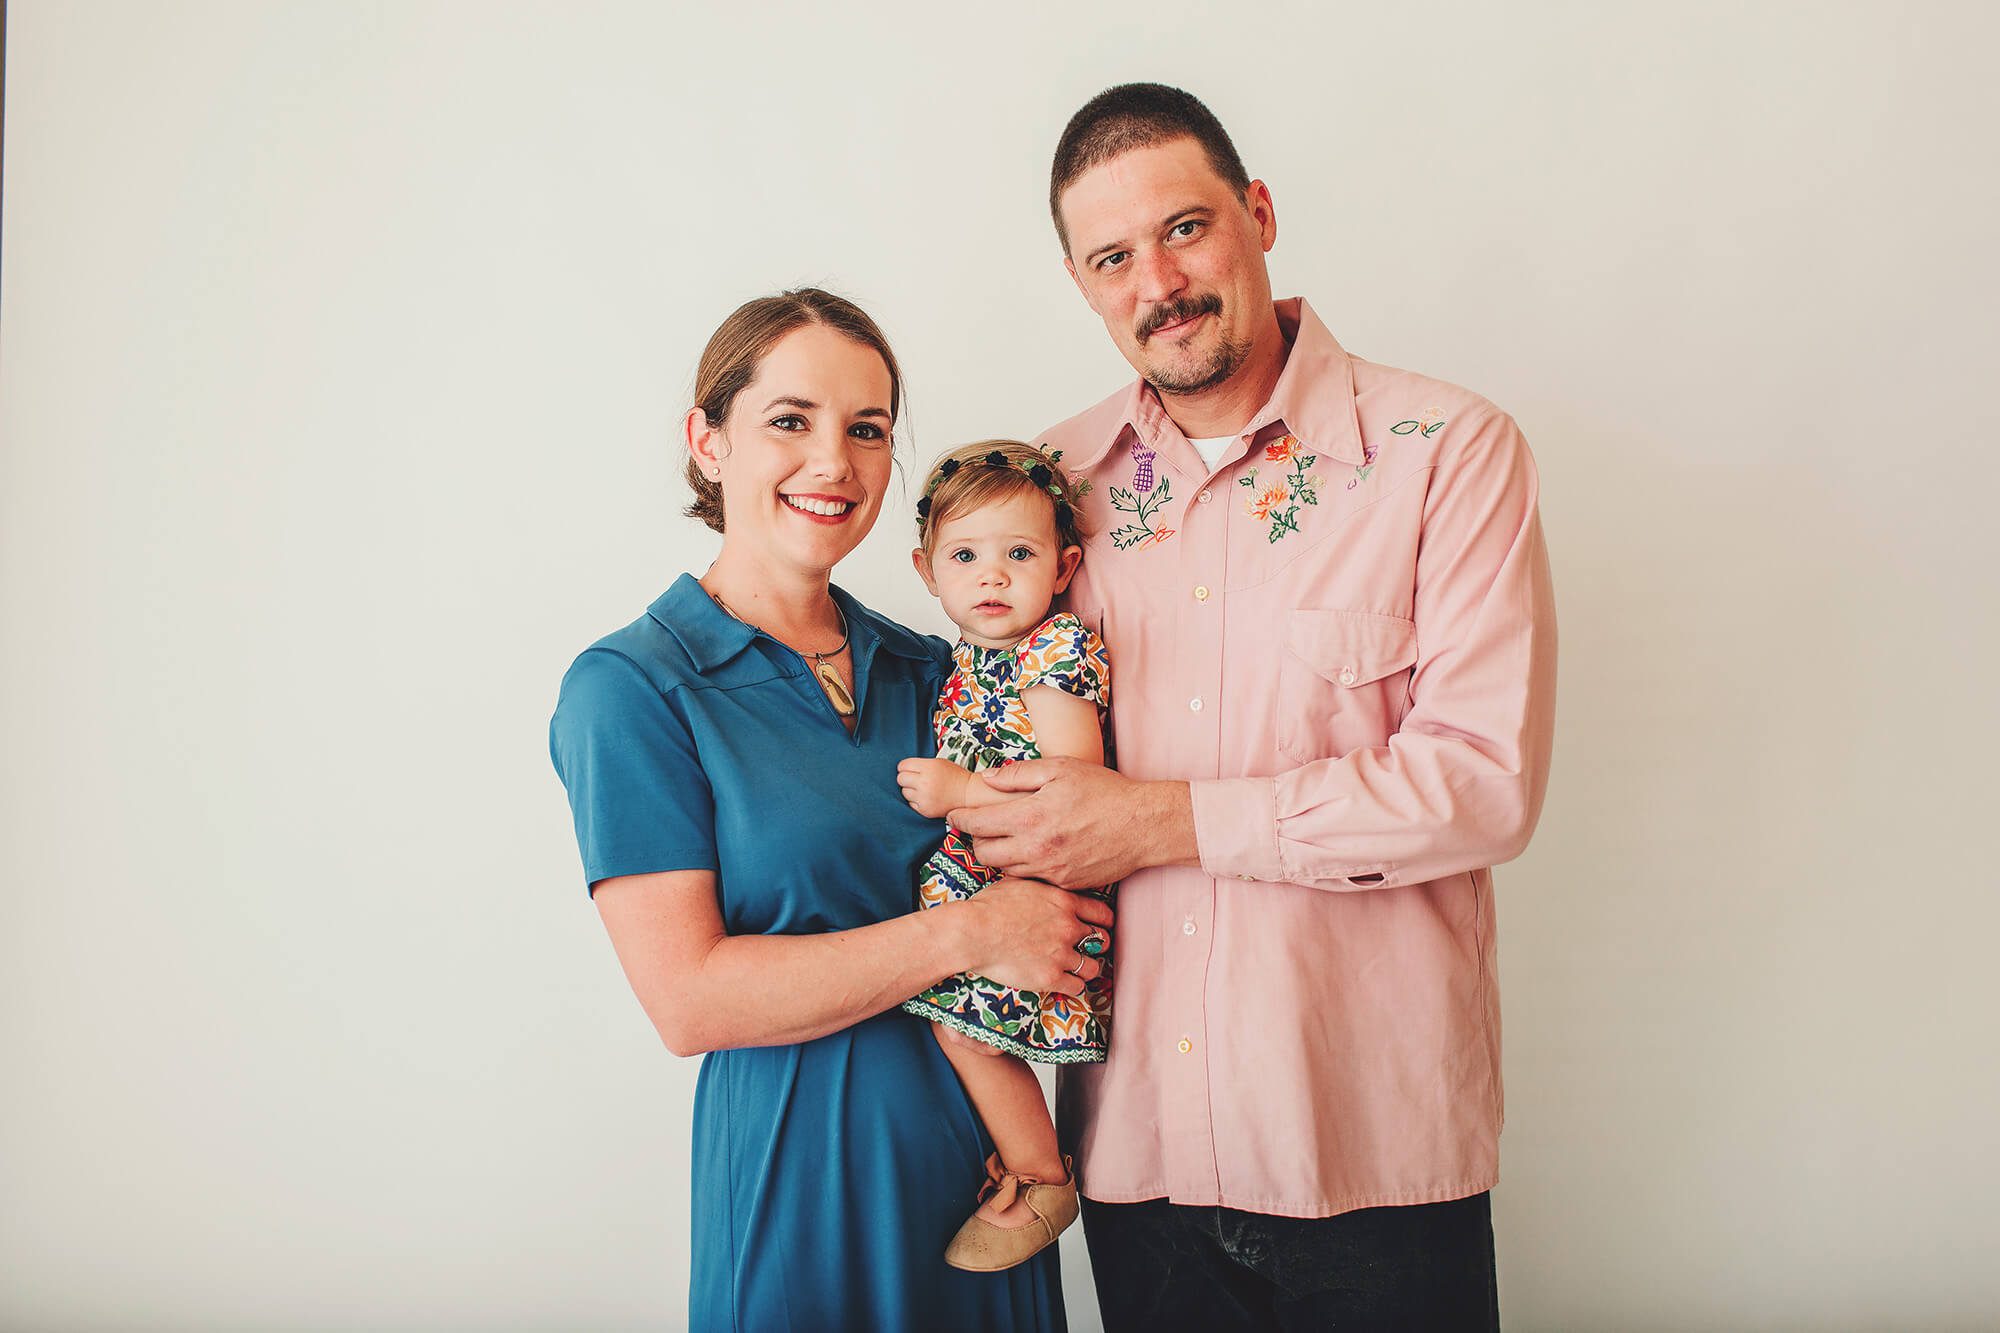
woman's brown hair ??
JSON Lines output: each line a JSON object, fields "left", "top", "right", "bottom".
{"left": 684, "top": 289, "right": 905, "bottom": 533}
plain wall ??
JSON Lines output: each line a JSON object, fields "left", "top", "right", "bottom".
{"left": 4, "top": 2, "right": 1997, "bottom": 1329}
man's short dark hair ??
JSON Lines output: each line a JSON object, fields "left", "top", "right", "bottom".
{"left": 1049, "top": 83, "right": 1251, "bottom": 254}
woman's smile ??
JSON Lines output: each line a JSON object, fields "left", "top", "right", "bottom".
{"left": 780, "top": 491, "right": 859, "bottom": 522}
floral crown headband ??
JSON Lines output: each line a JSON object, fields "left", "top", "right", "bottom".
{"left": 915, "top": 447, "right": 1093, "bottom": 532}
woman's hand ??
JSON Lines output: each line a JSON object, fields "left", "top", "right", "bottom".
{"left": 897, "top": 757, "right": 973, "bottom": 819}
{"left": 953, "top": 876, "right": 1114, "bottom": 997}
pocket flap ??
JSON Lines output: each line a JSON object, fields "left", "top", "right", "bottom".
{"left": 1285, "top": 610, "right": 1418, "bottom": 687}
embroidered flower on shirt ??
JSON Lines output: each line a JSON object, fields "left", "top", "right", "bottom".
{"left": 1390, "top": 406, "right": 1447, "bottom": 438}
{"left": 1108, "top": 474, "right": 1176, "bottom": 550}
{"left": 1237, "top": 434, "right": 1321, "bottom": 542}
{"left": 1130, "top": 441, "right": 1159, "bottom": 494}
{"left": 1246, "top": 482, "right": 1288, "bottom": 520}
{"left": 1347, "top": 439, "right": 1382, "bottom": 490}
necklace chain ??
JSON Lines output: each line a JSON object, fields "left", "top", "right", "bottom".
{"left": 706, "top": 585, "right": 857, "bottom": 718}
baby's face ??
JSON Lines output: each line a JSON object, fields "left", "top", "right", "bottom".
{"left": 913, "top": 491, "right": 1082, "bottom": 650}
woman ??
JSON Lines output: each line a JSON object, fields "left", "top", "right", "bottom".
{"left": 550, "top": 289, "right": 1109, "bottom": 1331}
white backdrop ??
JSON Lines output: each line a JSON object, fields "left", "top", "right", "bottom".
{"left": 4, "top": 3, "right": 1998, "bottom": 1329}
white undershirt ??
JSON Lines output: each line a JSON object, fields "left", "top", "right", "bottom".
{"left": 1186, "top": 434, "right": 1239, "bottom": 470}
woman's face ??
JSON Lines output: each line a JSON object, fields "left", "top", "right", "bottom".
{"left": 693, "top": 323, "right": 896, "bottom": 577}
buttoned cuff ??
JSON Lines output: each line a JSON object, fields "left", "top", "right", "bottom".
{"left": 1189, "top": 777, "right": 1287, "bottom": 883}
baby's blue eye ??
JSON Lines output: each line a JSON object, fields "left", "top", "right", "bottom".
{"left": 949, "top": 550, "right": 974, "bottom": 563}
{"left": 1009, "top": 547, "right": 1034, "bottom": 561}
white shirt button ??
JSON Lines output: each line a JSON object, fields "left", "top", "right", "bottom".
{"left": 1337, "top": 666, "right": 1358, "bottom": 686}
{"left": 1182, "top": 918, "right": 1197, "bottom": 936}
{"left": 1188, "top": 697, "right": 1203, "bottom": 712}
{"left": 1198, "top": 489, "right": 1212, "bottom": 503}
{"left": 1194, "top": 585, "right": 1210, "bottom": 601}
{"left": 1177, "top": 1037, "right": 1194, "bottom": 1054}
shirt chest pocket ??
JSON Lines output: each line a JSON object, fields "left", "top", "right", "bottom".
{"left": 1276, "top": 610, "right": 1419, "bottom": 764}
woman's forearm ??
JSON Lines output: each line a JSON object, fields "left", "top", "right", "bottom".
{"left": 674, "top": 906, "right": 975, "bottom": 1053}
{"left": 595, "top": 867, "right": 1107, "bottom": 1057}
{"left": 595, "top": 868, "right": 975, "bottom": 1057}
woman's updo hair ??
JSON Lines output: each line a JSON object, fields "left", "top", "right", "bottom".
{"left": 684, "top": 288, "right": 905, "bottom": 533}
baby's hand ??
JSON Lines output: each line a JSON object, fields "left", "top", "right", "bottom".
{"left": 897, "top": 757, "right": 971, "bottom": 820}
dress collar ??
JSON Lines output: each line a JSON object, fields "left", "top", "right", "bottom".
{"left": 650, "top": 572, "right": 936, "bottom": 673}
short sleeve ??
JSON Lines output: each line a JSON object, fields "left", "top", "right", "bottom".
{"left": 1013, "top": 612, "right": 1110, "bottom": 708}
{"left": 549, "top": 648, "right": 718, "bottom": 893}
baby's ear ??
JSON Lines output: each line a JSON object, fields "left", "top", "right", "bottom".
{"left": 1052, "top": 544, "right": 1083, "bottom": 594}
{"left": 911, "top": 547, "right": 940, "bottom": 597}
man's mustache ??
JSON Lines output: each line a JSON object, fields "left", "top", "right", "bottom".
{"left": 1136, "top": 294, "right": 1222, "bottom": 343}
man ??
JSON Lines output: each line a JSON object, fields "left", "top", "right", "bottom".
{"left": 952, "top": 84, "right": 1556, "bottom": 1329}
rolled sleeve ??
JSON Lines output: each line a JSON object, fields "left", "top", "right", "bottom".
{"left": 1189, "top": 776, "right": 1286, "bottom": 882}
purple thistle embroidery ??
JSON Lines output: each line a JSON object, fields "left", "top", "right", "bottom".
{"left": 1131, "top": 442, "right": 1157, "bottom": 494}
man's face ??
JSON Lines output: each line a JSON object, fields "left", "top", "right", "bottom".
{"left": 1059, "top": 136, "right": 1277, "bottom": 396}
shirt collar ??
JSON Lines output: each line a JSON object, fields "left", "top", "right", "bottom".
{"left": 650, "top": 574, "right": 754, "bottom": 672}
{"left": 649, "top": 572, "right": 936, "bottom": 673}
{"left": 1066, "top": 297, "right": 1366, "bottom": 471}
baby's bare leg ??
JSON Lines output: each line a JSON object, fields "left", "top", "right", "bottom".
{"left": 933, "top": 1026, "right": 1067, "bottom": 1220}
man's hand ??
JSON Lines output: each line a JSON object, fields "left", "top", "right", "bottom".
{"left": 897, "top": 757, "right": 972, "bottom": 819}
{"left": 949, "top": 757, "right": 1198, "bottom": 889}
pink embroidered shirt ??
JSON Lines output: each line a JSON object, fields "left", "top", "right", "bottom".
{"left": 1045, "top": 298, "right": 1557, "bottom": 1217}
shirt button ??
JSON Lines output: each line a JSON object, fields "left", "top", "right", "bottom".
{"left": 1177, "top": 1037, "right": 1193, "bottom": 1054}
{"left": 1337, "top": 666, "right": 1358, "bottom": 686}
{"left": 1198, "top": 489, "right": 1212, "bottom": 503}
{"left": 1194, "top": 585, "right": 1210, "bottom": 601}
{"left": 1182, "top": 918, "right": 1197, "bottom": 936}
{"left": 1237, "top": 873, "right": 1254, "bottom": 881}
{"left": 1188, "top": 697, "right": 1203, "bottom": 712}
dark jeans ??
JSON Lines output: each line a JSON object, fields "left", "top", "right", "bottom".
{"left": 1082, "top": 1192, "right": 1499, "bottom": 1332}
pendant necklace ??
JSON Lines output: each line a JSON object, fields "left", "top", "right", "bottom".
{"left": 709, "top": 587, "right": 857, "bottom": 717}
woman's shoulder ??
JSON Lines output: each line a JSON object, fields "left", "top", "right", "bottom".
{"left": 556, "top": 628, "right": 682, "bottom": 725}
{"left": 557, "top": 576, "right": 719, "bottom": 705}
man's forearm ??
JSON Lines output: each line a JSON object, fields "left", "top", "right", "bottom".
{"left": 1139, "top": 778, "right": 1202, "bottom": 871}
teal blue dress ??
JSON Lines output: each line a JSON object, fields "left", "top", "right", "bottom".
{"left": 550, "top": 574, "right": 1066, "bottom": 1333}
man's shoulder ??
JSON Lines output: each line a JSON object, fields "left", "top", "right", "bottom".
{"left": 1035, "top": 381, "right": 1135, "bottom": 474}
{"left": 1350, "top": 355, "right": 1514, "bottom": 436}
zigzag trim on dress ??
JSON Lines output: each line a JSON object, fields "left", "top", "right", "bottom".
{"left": 898, "top": 998, "right": 1109, "bottom": 1064}
{"left": 918, "top": 839, "right": 993, "bottom": 903}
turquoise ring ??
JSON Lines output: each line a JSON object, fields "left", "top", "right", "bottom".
{"left": 1076, "top": 931, "right": 1108, "bottom": 958}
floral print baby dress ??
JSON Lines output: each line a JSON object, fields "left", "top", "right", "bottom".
{"left": 900, "top": 612, "right": 1113, "bottom": 1061}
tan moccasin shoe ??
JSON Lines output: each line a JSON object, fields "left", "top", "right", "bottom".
{"left": 943, "top": 1153, "right": 1079, "bottom": 1273}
